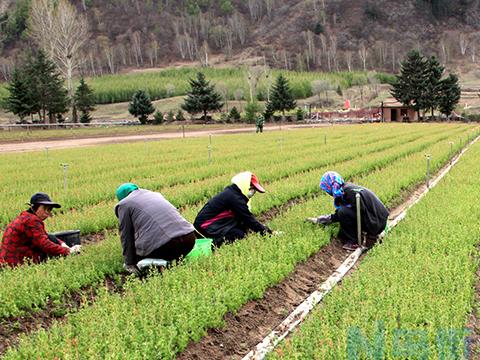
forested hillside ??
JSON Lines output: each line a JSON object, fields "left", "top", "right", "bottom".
{"left": 0, "top": 0, "right": 480, "bottom": 79}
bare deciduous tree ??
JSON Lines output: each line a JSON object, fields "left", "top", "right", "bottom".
{"left": 29, "top": 0, "right": 89, "bottom": 122}
{"left": 344, "top": 51, "right": 353, "bottom": 72}
{"left": 358, "top": 43, "right": 368, "bottom": 71}
{"left": 216, "top": 81, "right": 229, "bottom": 112}
{"left": 459, "top": 33, "right": 468, "bottom": 56}
{"left": 97, "top": 36, "right": 116, "bottom": 74}
{"left": 246, "top": 66, "right": 263, "bottom": 102}
{"left": 130, "top": 31, "right": 144, "bottom": 67}
{"left": 248, "top": 0, "right": 263, "bottom": 21}
{"left": 265, "top": 0, "right": 275, "bottom": 19}
{"left": 229, "top": 12, "right": 247, "bottom": 45}
{"left": 312, "top": 79, "right": 333, "bottom": 104}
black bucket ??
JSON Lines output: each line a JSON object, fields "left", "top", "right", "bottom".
{"left": 51, "top": 230, "right": 81, "bottom": 247}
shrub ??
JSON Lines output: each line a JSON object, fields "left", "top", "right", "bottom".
{"left": 153, "top": 110, "right": 164, "bottom": 124}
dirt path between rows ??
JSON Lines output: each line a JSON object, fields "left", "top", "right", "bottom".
{"left": 176, "top": 152, "right": 466, "bottom": 360}
{"left": 0, "top": 124, "right": 329, "bottom": 153}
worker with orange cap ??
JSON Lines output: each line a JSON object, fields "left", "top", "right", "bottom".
{"left": 194, "top": 171, "right": 272, "bottom": 247}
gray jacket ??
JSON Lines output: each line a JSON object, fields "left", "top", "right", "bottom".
{"left": 114, "top": 189, "right": 194, "bottom": 265}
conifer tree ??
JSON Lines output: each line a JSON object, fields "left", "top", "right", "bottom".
{"left": 128, "top": 90, "right": 155, "bottom": 124}
{"left": 74, "top": 78, "right": 96, "bottom": 123}
{"left": 181, "top": 72, "right": 223, "bottom": 121}
{"left": 25, "top": 51, "right": 68, "bottom": 123}
{"left": 229, "top": 106, "right": 241, "bottom": 122}
{"left": 269, "top": 74, "right": 296, "bottom": 116}
{"left": 424, "top": 56, "right": 444, "bottom": 119}
{"left": 437, "top": 74, "right": 461, "bottom": 118}
{"left": 3, "top": 67, "right": 33, "bottom": 121}
{"left": 391, "top": 50, "right": 428, "bottom": 120}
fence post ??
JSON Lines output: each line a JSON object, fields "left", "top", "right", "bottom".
{"left": 61, "top": 163, "right": 69, "bottom": 191}
{"left": 425, "top": 154, "right": 431, "bottom": 188}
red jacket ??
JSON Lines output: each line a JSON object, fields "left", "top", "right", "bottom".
{"left": 0, "top": 211, "right": 70, "bottom": 267}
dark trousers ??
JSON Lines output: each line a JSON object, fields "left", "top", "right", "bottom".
{"left": 141, "top": 231, "right": 196, "bottom": 262}
{"left": 337, "top": 207, "right": 385, "bottom": 244}
{"left": 199, "top": 227, "right": 246, "bottom": 247}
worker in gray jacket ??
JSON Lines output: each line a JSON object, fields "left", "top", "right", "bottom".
{"left": 114, "top": 183, "right": 196, "bottom": 275}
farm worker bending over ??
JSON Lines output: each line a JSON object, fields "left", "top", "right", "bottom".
{"left": 0, "top": 193, "right": 81, "bottom": 267}
{"left": 115, "top": 183, "right": 196, "bottom": 276}
{"left": 306, "top": 171, "right": 389, "bottom": 251}
{"left": 194, "top": 171, "right": 272, "bottom": 247}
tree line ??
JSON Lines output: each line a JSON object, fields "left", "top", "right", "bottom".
{"left": 128, "top": 71, "right": 297, "bottom": 124}
{"left": 3, "top": 50, "right": 95, "bottom": 124}
{"left": 391, "top": 50, "right": 461, "bottom": 119}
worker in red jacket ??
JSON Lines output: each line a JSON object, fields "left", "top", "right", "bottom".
{"left": 0, "top": 193, "right": 81, "bottom": 267}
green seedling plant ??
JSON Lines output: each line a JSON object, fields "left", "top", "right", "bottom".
{"left": 2, "top": 125, "right": 477, "bottom": 359}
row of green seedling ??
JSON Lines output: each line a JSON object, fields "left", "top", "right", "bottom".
{"left": 2, "top": 122, "right": 469, "bottom": 359}
{"left": 0, "top": 125, "right": 395, "bottom": 225}
{"left": 268, "top": 139, "right": 480, "bottom": 360}
{"left": 0, "top": 127, "right": 467, "bottom": 333}
{"left": 45, "top": 125, "right": 472, "bottom": 234}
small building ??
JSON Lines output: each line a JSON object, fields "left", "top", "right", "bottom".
{"left": 381, "top": 99, "right": 418, "bottom": 122}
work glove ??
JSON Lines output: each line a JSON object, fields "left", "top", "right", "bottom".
{"left": 69, "top": 245, "right": 82, "bottom": 255}
{"left": 123, "top": 263, "right": 141, "bottom": 277}
{"left": 272, "top": 230, "right": 284, "bottom": 236}
{"left": 305, "top": 215, "right": 333, "bottom": 225}
{"left": 317, "top": 214, "right": 333, "bottom": 225}
{"left": 60, "top": 242, "right": 70, "bottom": 249}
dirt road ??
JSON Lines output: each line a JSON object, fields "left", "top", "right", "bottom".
{"left": 0, "top": 124, "right": 328, "bottom": 153}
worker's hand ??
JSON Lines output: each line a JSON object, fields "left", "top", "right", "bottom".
{"left": 317, "top": 215, "right": 333, "bottom": 225}
{"left": 305, "top": 217, "right": 320, "bottom": 224}
{"left": 69, "top": 245, "right": 82, "bottom": 255}
{"left": 60, "top": 242, "right": 70, "bottom": 249}
{"left": 123, "top": 264, "right": 141, "bottom": 277}
{"left": 272, "top": 230, "right": 284, "bottom": 236}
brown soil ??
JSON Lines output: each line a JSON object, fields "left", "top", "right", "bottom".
{"left": 177, "top": 240, "right": 351, "bottom": 360}
{"left": 81, "top": 232, "right": 107, "bottom": 245}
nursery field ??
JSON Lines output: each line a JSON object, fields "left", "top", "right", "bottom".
{"left": 0, "top": 123, "right": 479, "bottom": 359}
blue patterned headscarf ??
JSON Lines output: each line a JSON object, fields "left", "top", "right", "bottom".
{"left": 320, "top": 171, "right": 345, "bottom": 208}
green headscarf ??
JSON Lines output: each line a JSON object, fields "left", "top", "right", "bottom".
{"left": 116, "top": 183, "right": 139, "bottom": 201}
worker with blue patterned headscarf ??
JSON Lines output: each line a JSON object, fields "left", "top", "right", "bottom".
{"left": 306, "top": 171, "right": 389, "bottom": 251}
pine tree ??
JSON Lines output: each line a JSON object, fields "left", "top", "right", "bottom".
{"left": 24, "top": 51, "right": 68, "bottom": 124}
{"left": 229, "top": 106, "right": 241, "bottom": 122}
{"left": 176, "top": 110, "right": 185, "bottom": 121}
{"left": 74, "top": 78, "right": 95, "bottom": 123}
{"left": 391, "top": 50, "right": 428, "bottom": 120}
{"left": 263, "top": 100, "right": 275, "bottom": 121}
{"left": 3, "top": 67, "right": 34, "bottom": 121}
{"left": 154, "top": 110, "right": 164, "bottom": 124}
{"left": 128, "top": 90, "right": 155, "bottom": 124}
{"left": 437, "top": 74, "right": 461, "bottom": 118}
{"left": 181, "top": 72, "right": 223, "bottom": 122}
{"left": 424, "top": 56, "right": 444, "bottom": 120}
{"left": 269, "top": 74, "right": 296, "bottom": 116}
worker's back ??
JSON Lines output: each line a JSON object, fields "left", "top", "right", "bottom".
{"left": 115, "top": 189, "right": 194, "bottom": 256}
